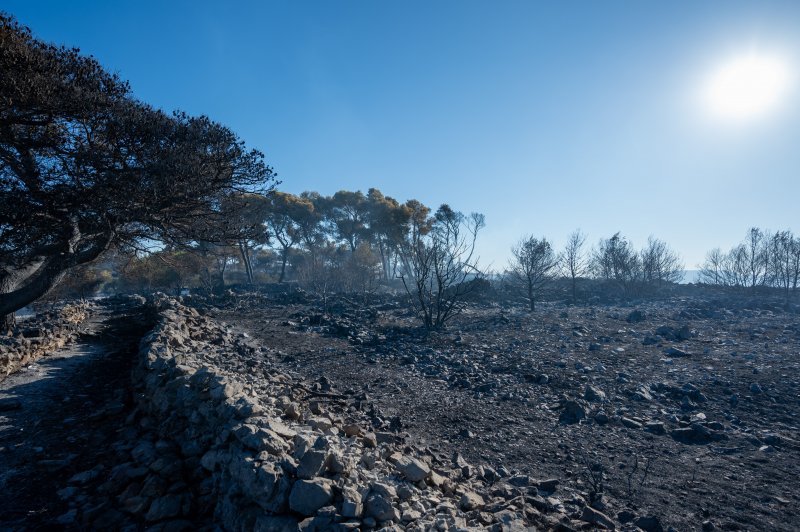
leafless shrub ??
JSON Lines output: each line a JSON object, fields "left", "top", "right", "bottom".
{"left": 399, "top": 205, "right": 485, "bottom": 329}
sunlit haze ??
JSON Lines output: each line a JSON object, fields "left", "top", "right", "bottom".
{"left": 6, "top": 1, "right": 799, "bottom": 270}
{"left": 703, "top": 52, "right": 792, "bottom": 121}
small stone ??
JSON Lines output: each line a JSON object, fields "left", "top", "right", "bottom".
{"left": 340, "top": 487, "right": 364, "bottom": 518}
{"left": 365, "top": 492, "right": 397, "bottom": 522}
{"left": 584, "top": 384, "right": 607, "bottom": 402}
{"left": 459, "top": 491, "right": 485, "bottom": 511}
{"left": 122, "top": 496, "right": 150, "bottom": 514}
{"left": 267, "top": 419, "right": 298, "bottom": 439}
{"left": 634, "top": 515, "right": 664, "bottom": 532}
{"left": 559, "top": 401, "right": 585, "bottom": 424}
{"left": 394, "top": 456, "right": 430, "bottom": 482}
{"left": 68, "top": 465, "right": 103, "bottom": 485}
{"left": 362, "top": 432, "right": 377, "bottom": 448}
{"left": 342, "top": 423, "right": 362, "bottom": 437}
{"left": 626, "top": 310, "right": 646, "bottom": 323}
{"left": 289, "top": 479, "right": 333, "bottom": 516}
{"left": 283, "top": 402, "right": 302, "bottom": 420}
{"left": 234, "top": 424, "right": 288, "bottom": 455}
{"left": 536, "top": 478, "right": 559, "bottom": 492}
{"left": 508, "top": 474, "right": 531, "bottom": 487}
{"left": 55, "top": 509, "right": 77, "bottom": 525}
{"left": 397, "top": 484, "right": 414, "bottom": 500}
{"left": 376, "top": 431, "right": 401, "bottom": 445}
{"left": 297, "top": 450, "right": 328, "bottom": 479}
{"left": 57, "top": 486, "right": 77, "bottom": 500}
{"left": 621, "top": 417, "right": 642, "bottom": 429}
{"left": 581, "top": 505, "right": 616, "bottom": 529}
{"left": 360, "top": 452, "right": 377, "bottom": 469}
{"left": 664, "top": 347, "right": 690, "bottom": 357}
{"left": 200, "top": 450, "right": 218, "bottom": 471}
{"left": 145, "top": 494, "right": 183, "bottom": 522}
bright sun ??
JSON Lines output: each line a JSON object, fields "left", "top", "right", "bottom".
{"left": 704, "top": 52, "right": 791, "bottom": 122}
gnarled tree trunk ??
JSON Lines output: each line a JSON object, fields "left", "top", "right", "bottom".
{"left": 0, "top": 226, "right": 112, "bottom": 333}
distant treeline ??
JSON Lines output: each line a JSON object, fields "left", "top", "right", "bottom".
{"left": 58, "top": 188, "right": 797, "bottom": 305}
{"left": 697, "top": 228, "right": 800, "bottom": 295}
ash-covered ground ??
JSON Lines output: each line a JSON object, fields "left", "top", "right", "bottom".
{"left": 219, "top": 295, "right": 800, "bottom": 531}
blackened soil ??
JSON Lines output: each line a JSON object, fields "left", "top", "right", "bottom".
{"left": 225, "top": 299, "right": 800, "bottom": 532}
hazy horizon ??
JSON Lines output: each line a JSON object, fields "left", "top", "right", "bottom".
{"left": 7, "top": 0, "right": 799, "bottom": 269}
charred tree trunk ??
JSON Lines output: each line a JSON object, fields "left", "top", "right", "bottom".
{"left": 0, "top": 264, "right": 67, "bottom": 329}
{"left": 528, "top": 279, "right": 535, "bottom": 311}
{"left": 377, "top": 239, "right": 389, "bottom": 282}
{"left": 0, "top": 225, "right": 112, "bottom": 324}
{"left": 238, "top": 241, "right": 254, "bottom": 284}
{"left": 279, "top": 247, "right": 289, "bottom": 283}
{"left": 571, "top": 275, "right": 577, "bottom": 303}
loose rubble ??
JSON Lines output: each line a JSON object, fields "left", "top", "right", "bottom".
{"left": 0, "top": 302, "right": 90, "bottom": 380}
{"left": 64, "top": 296, "right": 566, "bottom": 530}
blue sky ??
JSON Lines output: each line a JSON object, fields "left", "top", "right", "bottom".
{"left": 6, "top": 1, "right": 800, "bottom": 269}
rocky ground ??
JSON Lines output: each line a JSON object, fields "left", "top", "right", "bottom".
{"left": 222, "top": 295, "right": 800, "bottom": 531}
{"left": 1, "top": 297, "right": 563, "bottom": 531}
{"left": 1, "top": 292, "right": 797, "bottom": 531}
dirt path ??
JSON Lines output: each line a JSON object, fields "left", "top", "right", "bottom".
{"left": 0, "top": 303, "right": 151, "bottom": 530}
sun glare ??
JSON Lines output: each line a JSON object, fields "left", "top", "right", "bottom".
{"left": 704, "top": 52, "right": 791, "bottom": 122}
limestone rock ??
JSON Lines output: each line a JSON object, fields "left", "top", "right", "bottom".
{"left": 394, "top": 456, "right": 431, "bottom": 482}
{"left": 459, "top": 491, "right": 485, "bottom": 511}
{"left": 288, "top": 478, "right": 333, "bottom": 516}
{"left": 559, "top": 400, "right": 586, "bottom": 424}
{"left": 297, "top": 450, "right": 328, "bottom": 480}
{"left": 584, "top": 384, "right": 607, "bottom": 403}
{"left": 340, "top": 487, "right": 364, "bottom": 518}
{"left": 145, "top": 494, "right": 183, "bottom": 522}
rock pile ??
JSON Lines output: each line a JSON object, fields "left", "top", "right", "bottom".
{"left": 70, "top": 297, "right": 565, "bottom": 530}
{"left": 0, "top": 302, "right": 90, "bottom": 380}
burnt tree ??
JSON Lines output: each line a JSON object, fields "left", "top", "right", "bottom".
{"left": 0, "top": 14, "right": 276, "bottom": 330}
{"left": 508, "top": 236, "right": 559, "bottom": 311}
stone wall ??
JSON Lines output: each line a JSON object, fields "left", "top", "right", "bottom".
{"left": 0, "top": 303, "right": 90, "bottom": 380}
{"left": 123, "top": 297, "right": 558, "bottom": 531}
